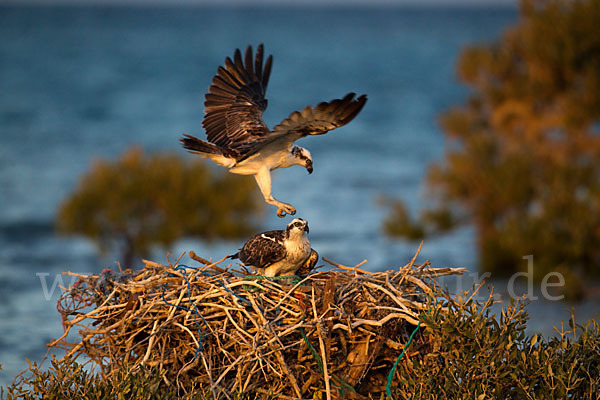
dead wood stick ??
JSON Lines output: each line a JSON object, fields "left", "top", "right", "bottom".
{"left": 352, "top": 312, "right": 421, "bottom": 328}
{"left": 403, "top": 275, "right": 434, "bottom": 295}
{"left": 268, "top": 274, "right": 313, "bottom": 311}
{"left": 268, "top": 328, "right": 303, "bottom": 399}
{"left": 166, "top": 288, "right": 187, "bottom": 321}
{"left": 64, "top": 334, "right": 91, "bottom": 360}
{"left": 363, "top": 282, "right": 414, "bottom": 315}
{"left": 223, "top": 309, "right": 254, "bottom": 341}
{"left": 188, "top": 250, "right": 211, "bottom": 265}
{"left": 322, "top": 257, "right": 375, "bottom": 275}
{"left": 312, "top": 286, "right": 331, "bottom": 400}
{"left": 200, "top": 352, "right": 219, "bottom": 400}
{"left": 407, "top": 240, "right": 424, "bottom": 269}
{"left": 198, "top": 255, "right": 230, "bottom": 273}
{"left": 142, "top": 259, "right": 164, "bottom": 269}
{"left": 141, "top": 320, "right": 159, "bottom": 366}
{"left": 212, "top": 354, "right": 244, "bottom": 391}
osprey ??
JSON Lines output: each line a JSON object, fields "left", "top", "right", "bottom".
{"left": 181, "top": 44, "right": 367, "bottom": 217}
{"left": 231, "top": 218, "right": 318, "bottom": 277}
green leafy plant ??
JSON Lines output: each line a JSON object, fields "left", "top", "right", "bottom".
{"left": 392, "top": 289, "right": 600, "bottom": 399}
{"left": 57, "top": 147, "right": 263, "bottom": 266}
{"left": 384, "top": 0, "right": 600, "bottom": 293}
{"left": 6, "top": 356, "right": 170, "bottom": 400}
{"left": 6, "top": 356, "right": 277, "bottom": 400}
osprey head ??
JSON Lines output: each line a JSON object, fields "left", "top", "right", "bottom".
{"left": 292, "top": 146, "right": 313, "bottom": 174}
{"left": 286, "top": 218, "right": 309, "bottom": 235}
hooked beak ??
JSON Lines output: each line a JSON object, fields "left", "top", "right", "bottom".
{"left": 306, "top": 160, "right": 313, "bottom": 175}
{"left": 304, "top": 224, "right": 310, "bottom": 233}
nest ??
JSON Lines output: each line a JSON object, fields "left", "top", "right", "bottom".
{"left": 50, "top": 247, "right": 464, "bottom": 399}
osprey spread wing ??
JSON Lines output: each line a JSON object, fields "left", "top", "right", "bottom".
{"left": 181, "top": 44, "right": 367, "bottom": 217}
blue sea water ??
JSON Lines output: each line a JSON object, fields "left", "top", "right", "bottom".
{"left": 1, "top": 4, "right": 596, "bottom": 389}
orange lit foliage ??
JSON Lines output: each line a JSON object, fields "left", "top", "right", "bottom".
{"left": 57, "top": 148, "right": 263, "bottom": 266}
{"left": 386, "top": 0, "right": 600, "bottom": 288}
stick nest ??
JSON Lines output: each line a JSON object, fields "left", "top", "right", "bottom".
{"left": 50, "top": 250, "right": 464, "bottom": 399}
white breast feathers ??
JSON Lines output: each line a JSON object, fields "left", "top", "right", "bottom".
{"left": 263, "top": 233, "right": 311, "bottom": 277}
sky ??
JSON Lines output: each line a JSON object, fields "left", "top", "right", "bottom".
{"left": 1, "top": 0, "right": 518, "bottom": 7}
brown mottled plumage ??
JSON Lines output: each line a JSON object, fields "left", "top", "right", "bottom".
{"left": 231, "top": 218, "right": 316, "bottom": 277}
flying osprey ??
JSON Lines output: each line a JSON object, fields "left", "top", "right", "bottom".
{"left": 181, "top": 44, "right": 367, "bottom": 217}
{"left": 231, "top": 218, "right": 318, "bottom": 277}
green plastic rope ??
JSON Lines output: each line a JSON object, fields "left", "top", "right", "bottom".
{"left": 386, "top": 299, "right": 439, "bottom": 399}
{"left": 300, "top": 327, "right": 324, "bottom": 375}
{"left": 385, "top": 320, "right": 421, "bottom": 399}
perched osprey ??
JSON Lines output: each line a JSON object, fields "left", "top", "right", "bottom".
{"left": 231, "top": 218, "right": 318, "bottom": 277}
{"left": 181, "top": 44, "right": 367, "bottom": 217}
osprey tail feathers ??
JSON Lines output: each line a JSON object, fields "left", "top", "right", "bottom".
{"left": 180, "top": 134, "right": 225, "bottom": 155}
{"left": 180, "top": 134, "right": 237, "bottom": 168}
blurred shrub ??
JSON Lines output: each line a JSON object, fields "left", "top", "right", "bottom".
{"left": 57, "top": 147, "right": 263, "bottom": 266}
{"left": 6, "top": 289, "right": 599, "bottom": 399}
{"left": 385, "top": 0, "right": 600, "bottom": 291}
{"left": 382, "top": 201, "right": 426, "bottom": 240}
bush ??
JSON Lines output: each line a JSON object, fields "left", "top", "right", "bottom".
{"left": 57, "top": 147, "right": 263, "bottom": 266}
{"left": 393, "top": 289, "right": 600, "bottom": 399}
{"left": 6, "top": 357, "right": 175, "bottom": 400}
{"left": 384, "top": 0, "right": 600, "bottom": 293}
{"left": 5, "top": 356, "right": 282, "bottom": 400}
{"left": 6, "top": 288, "right": 599, "bottom": 399}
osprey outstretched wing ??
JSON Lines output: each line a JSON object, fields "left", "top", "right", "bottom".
{"left": 202, "top": 44, "right": 272, "bottom": 158}
{"left": 181, "top": 44, "right": 367, "bottom": 217}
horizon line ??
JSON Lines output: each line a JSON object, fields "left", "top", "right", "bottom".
{"left": 0, "top": 0, "right": 518, "bottom": 8}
